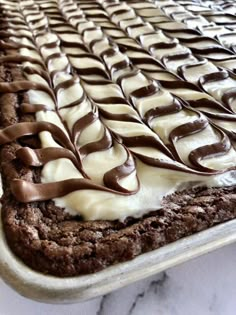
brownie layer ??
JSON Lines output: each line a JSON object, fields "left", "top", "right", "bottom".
{"left": 1, "top": 64, "right": 236, "bottom": 277}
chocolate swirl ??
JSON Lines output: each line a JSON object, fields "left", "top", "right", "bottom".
{"left": 98, "top": 0, "right": 236, "bottom": 142}
{"left": 189, "top": 128, "right": 232, "bottom": 172}
{"left": 0, "top": 0, "right": 140, "bottom": 198}
{"left": 16, "top": 147, "right": 80, "bottom": 169}
{"left": 59, "top": 1, "right": 187, "bottom": 165}
{"left": 1, "top": 0, "right": 236, "bottom": 213}
{"left": 0, "top": 122, "right": 75, "bottom": 153}
{"left": 78, "top": 0, "right": 236, "bottom": 170}
{"left": 0, "top": 80, "right": 55, "bottom": 102}
{"left": 10, "top": 177, "right": 137, "bottom": 203}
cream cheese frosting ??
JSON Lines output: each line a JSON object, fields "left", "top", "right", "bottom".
{"left": 1, "top": 0, "right": 236, "bottom": 220}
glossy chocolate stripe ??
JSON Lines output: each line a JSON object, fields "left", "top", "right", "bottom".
{"left": 92, "top": 96, "right": 129, "bottom": 105}
{"left": 160, "top": 79, "right": 201, "bottom": 91}
{"left": 144, "top": 99, "right": 182, "bottom": 123}
{"left": 111, "top": 59, "right": 130, "bottom": 72}
{"left": 10, "top": 177, "right": 135, "bottom": 203}
{"left": 133, "top": 151, "right": 207, "bottom": 174}
{"left": 40, "top": 39, "right": 61, "bottom": 49}
{"left": 79, "top": 127, "right": 113, "bottom": 157}
{"left": 191, "top": 46, "right": 233, "bottom": 58}
{"left": 72, "top": 108, "right": 98, "bottom": 146}
{"left": 130, "top": 82, "right": 159, "bottom": 98}
{"left": 103, "top": 148, "right": 139, "bottom": 193}
{"left": 16, "top": 147, "right": 80, "bottom": 169}
{"left": 162, "top": 52, "right": 193, "bottom": 65}
{"left": 149, "top": 40, "right": 178, "bottom": 51}
{"left": 169, "top": 113, "right": 208, "bottom": 142}
{"left": 179, "top": 35, "right": 221, "bottom": 44}
{"left": 187, "top": 99, "right": 233, "bottom": 114}
{"left": 0, "top": 55, "right": 46, "bottom": 69}
{"left": 60, "top": 40, "right": 89, "bottom": 52}
{"left": 54, "top": 76, "right": 79, "bottom": 94}
{"left": 0, "top": 40, "right": 28, "bottom": 50}
{"left": 178, "top": 57, "right": 210, "bottom": 80}
{"left": 75, "top": 67, "right": 109, "bottom": 78}
{"left": 23, "top": 66, "right": 52, "bottom": 86}
{"left": 0, "top": 122, "right": 74, "bottom": 153}
{"left": 45, "top": 52, "right": 66, "bottom": 66}
{"left": 99, "top": 107, "right": 141, "bottom": 123}
{"left": 122, "top": 134, "right": 173, "bottom": 158}
{"left": 221, "top": 88, "right": 236, "bottom": 112}
{"left": 0, "top": 30, "right": 33, "bottom": 42}
{"left": 189, "top": 130, "right": 232, "bottom": 172}
{"left": 21, "top": 103, "right": 49, "bottom": 113}
{"left": 0, "top": 80, "right": 56, "bottom": 102}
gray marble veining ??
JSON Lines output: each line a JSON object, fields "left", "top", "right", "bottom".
{"left": 1, "top": 243, "right": 235, "bottom": 315}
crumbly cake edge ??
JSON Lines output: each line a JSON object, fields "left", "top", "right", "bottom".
{"left": 0, "top": 63, "right": 236, "bottom": 277}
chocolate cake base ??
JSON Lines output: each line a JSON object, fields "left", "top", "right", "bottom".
{"left": 2, "top": 185, "right": 236, "bottom": 277}
{"left": 1, "top": 64, "right": 236, "bottom": 277}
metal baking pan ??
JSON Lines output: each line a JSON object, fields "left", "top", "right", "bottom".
{"left": 0, "top": 208, "right": 236, "bottom": 304}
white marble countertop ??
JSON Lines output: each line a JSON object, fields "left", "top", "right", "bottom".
{"left": 0, "top": 243, "right": 235, "bottom": 315}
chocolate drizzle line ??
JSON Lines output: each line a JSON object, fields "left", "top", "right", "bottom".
{"left": 0, "top": 122, "right": 75, "bottom": 153}
{"left": 0, "top": 0, "right": 236, "bottom": 206}
{"left": 16, "top": 147, "right": 80, "bottom": 169}
{"left": 81, "top": 0, "right": 235, "bottom": 170}
{"left": 10, "top": 178, "right": 137, "bottom": 203}
{"left": 0, "top": 81, "right": 55, "bottom": 102}
{"left": 0, "top": 0, "right": 140, "bottom": 200}
{"left": 59, "top": 3, "right": 183, "bottom": 164}
{"left": 45, "top": 0, "right": 236, "bottom": 173}
{"left": 189, "top": 128, "right": 232, "bottom": 172}
{"left": 95, "top": 0, "right": 236, "bottom": 140}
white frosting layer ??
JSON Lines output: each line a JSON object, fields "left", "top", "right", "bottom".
{"left": 3, "top": 0, "right": 236, "bottom": 221}
{"left": 50, "top": 162, "right": 236, "bottom": 221}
